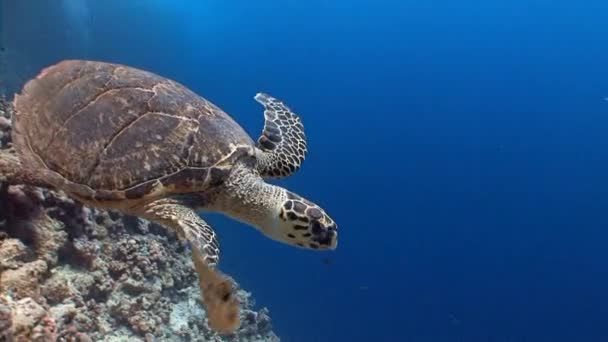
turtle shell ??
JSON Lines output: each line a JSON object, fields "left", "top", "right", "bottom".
{"left": 12, "top": 60, "right": 255, "bottom": 201}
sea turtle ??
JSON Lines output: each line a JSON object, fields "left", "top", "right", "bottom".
{"left": 0, "top": 60, "right": 338, "bottom": 333}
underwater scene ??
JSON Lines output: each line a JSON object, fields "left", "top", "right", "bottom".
{"left": 1, "top": 1, "right": 608, "bottom": 341}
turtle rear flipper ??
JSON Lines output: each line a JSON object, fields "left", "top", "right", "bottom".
{"left": 0, "top": 149, "right": 20, "bottom": 183}
{"left": 136, "top": 199, "right": 240, "bottom": 333}
{"left": 254, "top": 93, "right": 307, "bottom": 178}
{"left": 0, "top": 149, "right": 50, "bottom": 188}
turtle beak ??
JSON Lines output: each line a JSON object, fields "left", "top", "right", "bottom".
{"left": 327, "top": 228, "right": 338, "bottom": 249}
{"left": 314, "top": 223, "right": 338, "bottom": 249}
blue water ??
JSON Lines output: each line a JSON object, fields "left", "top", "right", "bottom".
{"left": 3, "top": 1, "right": 608, "bottom": 341}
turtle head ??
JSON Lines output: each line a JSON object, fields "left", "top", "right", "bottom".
{"left": 209, "top": 163, "right": 337, "bottom": 251}
{"left": 271, "top": 191, "right": 338, "bottom": 250}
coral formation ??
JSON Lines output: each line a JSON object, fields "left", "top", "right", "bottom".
{"left": 0, "top": 98, "right": 279, "bottom": 341}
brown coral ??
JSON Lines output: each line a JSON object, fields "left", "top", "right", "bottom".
{"left": 0, "top": 295, "right": 56, "bottom": 341}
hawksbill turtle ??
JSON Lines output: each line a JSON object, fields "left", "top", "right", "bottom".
{"left": 0, "top": 60, "right": 338, "bottom": 333}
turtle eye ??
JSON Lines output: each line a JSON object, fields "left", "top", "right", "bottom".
{"left": 311, "top": 221, "right": 323, "bottom": 234}
{"left": 313, "top": 227, "right": 336, "bottom": 247}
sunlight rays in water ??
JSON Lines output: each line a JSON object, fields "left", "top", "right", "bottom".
{"left": 60, "top": 0, "right": 92, "bottom": 57}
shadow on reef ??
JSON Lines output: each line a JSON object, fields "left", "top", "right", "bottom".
{"left": 0, "top": 98, "right": 278, "bottom": 341}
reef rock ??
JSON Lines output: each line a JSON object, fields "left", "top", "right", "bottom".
{"left": 0, "top": 98, "right": 280, "bottom": 341}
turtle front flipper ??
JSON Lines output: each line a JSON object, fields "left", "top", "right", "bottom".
{"left": 254, "top": 93, "right": 307, "bottom": 178}
{"left": 136, "top": 199, "right": 240, "bottom": 334}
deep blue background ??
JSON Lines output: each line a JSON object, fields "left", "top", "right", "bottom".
{"left": 2, "top": 1, "right": 608, "bottom": 341}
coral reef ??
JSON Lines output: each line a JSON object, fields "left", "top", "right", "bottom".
{"left": 0, "top": 98, "right": 279, "bottom": 341}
